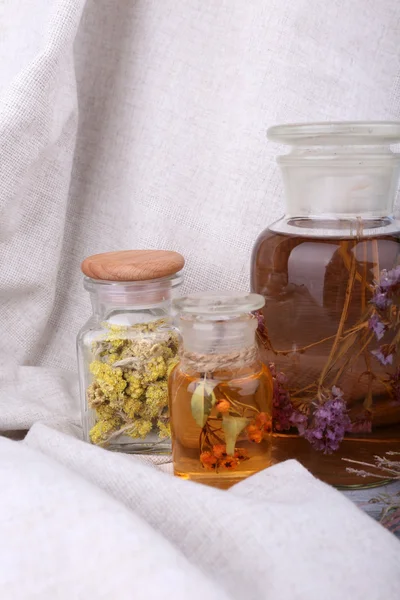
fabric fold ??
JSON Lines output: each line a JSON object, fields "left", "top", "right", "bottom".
{"left": 24, "top": 423, "right": 400, "bottom": 600}
{"left": 0, "top": 436, "right": 227, "bottom": 600}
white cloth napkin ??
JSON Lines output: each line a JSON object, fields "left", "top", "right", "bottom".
{"left": 0, "top": 412, "right": 398, "bottom": 600}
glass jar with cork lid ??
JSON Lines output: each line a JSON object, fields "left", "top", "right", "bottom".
{"left": 168, "top": 292, "right": 273, "bottom": 488}
{"left": 77, "top": 249, "right": 184, "bottom": 453}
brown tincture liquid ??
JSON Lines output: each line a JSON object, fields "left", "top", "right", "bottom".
{"left": 252, "top": 229, "right": 400, "bottom": 487}
{"left": 169, "top": 362, "right": 273, "bottom": 489}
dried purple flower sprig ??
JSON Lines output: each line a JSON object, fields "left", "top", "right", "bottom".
{"left": 270, "top": 362, "right": 352, "bottom": 454}
{"left": 350, "top": 410, "right": 372, "bottom": 433}
{"left": 344, "top": 452, "right": 400, "bottom": 480}
{"left": 371, "top": 265, "right": 400, "bottom": 309}
{"left": 368, "top": 314, "right": 386, "bottom": 341}
{"left": 369, "top": 266, "right": 400, "bottom": 367}
{"left": 269, "top": 363, "right": 295, "bottom": 432}
{"left": 371, "top": 346, "right": 394, "bottom": 366}
{"left": 296, "top": 386, "right": 352, "bottom": 454}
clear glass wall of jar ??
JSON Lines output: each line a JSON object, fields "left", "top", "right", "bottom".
{"left": 169, "top": 292, "right": 273, "bottom": 488}
{"left": 77, "top": 250, "right": 184, "bottom": 453}
{"left": 251, "top": 122, "right": 400, "bottom": 487}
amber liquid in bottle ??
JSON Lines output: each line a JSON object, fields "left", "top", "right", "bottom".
{"left": 252, "top": 227, "right": 400, "bottom": 487}
{"left": 169, "top": 362, "right": 273, "bottom": 489}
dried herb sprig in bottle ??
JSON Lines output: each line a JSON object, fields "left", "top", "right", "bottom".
{"left": 77, "top": 249, "right": 184, "bottom": 453}
{"left": 169, "top": 292, "right": 273, "bottom": 488}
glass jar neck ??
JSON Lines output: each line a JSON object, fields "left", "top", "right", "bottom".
{"left": 278, "top": 145, "right": 400, "bottom": 219}
{"left": 91, "top": 297, "right": 171, "bottom": 324}
{"left": 179, "top": 314, "right": 257, "bottom": 354}
{"left": 85, "top": 278, "right": 172, "bottom": 322}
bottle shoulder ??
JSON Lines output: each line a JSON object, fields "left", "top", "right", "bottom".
{"left": 252, "top": 216, "right": 400, "bottom": 259}
{"left": 170, "top": 358, "right": 271, "bottom": 383}
{"left": 266, "top": 215, "right": 400, "bottom": 240}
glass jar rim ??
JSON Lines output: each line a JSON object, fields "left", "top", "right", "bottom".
{"left": 267, "top": 121, "right": 400, "bottom": 146}
{"left": 173, "top": 291, "right": 265, "bottom": 317}
{"left": 83, "top": 271, "right": 183, "bottom": 292}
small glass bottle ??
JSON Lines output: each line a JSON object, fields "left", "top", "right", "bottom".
{"left": 77, "top": 249, "right": 184, "bottom": 453}
{"left": 251, "top": 122, "right": 400, "bottom": 487}
{"left": 169, "top": 292, "right": 273, "bottom": 488}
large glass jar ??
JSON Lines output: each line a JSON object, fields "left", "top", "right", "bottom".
{"left": 77, "top": 250, "right": 184, "bottom": 453}
{"left": 168, "top": 292, "right": 273, "bottom": 488}
{"left": 251, "top": 122, "right": 400, "bottom": 487}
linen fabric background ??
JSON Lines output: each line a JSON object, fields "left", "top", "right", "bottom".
{"left": 0, "top": 1, "right": 400, "bottom": 598}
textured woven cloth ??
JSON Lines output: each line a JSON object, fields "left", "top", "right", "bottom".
{"left": 1, "top": 0, "right": 400, "bottom": 597}
{"left": 3, "top": 416, "right": 400, "bottom": 600}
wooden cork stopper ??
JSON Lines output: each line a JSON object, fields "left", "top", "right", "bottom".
{"left": 81, "top": 250, "right": 185, "bottom": 281}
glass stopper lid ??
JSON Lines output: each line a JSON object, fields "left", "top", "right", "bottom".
{"left": 267, "top": 121, "right": 400, "bottom": 146}
{"left": 173, "top": 291, "right": 265, "bottom": 317}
